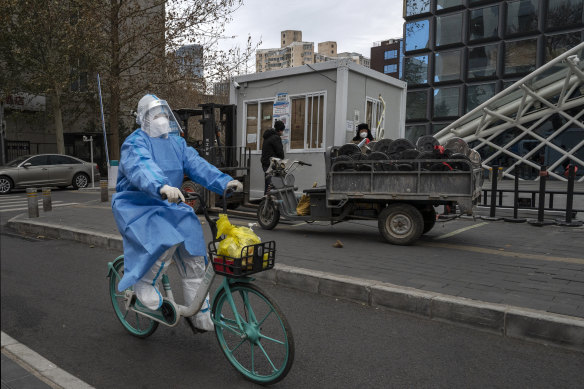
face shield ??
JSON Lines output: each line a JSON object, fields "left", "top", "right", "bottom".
{"left": 136, "top": 95, "right": 182, "bottom": 138}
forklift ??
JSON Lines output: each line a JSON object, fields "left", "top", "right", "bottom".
{"left": 173, "top": 103, "right": 250, "bottom": 212}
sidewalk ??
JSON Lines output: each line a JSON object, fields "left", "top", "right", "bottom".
{"left": 5, "top": 200, "right": 584, "bottom": 352}
{"left": 1, "top": 332, "right": 93, "bottom": 389}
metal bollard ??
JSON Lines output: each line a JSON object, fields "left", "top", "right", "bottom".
{"left": 481, "top": 165, "right": 502, "bottom": 221}
{"left": 100, "top": 180, "right": 109, "bottom": 202}
{"left": 26, "top": 188, "right": 39, "bottom": 218}
{"left": 504, "top": 174, "right": 526, "bottom": 223}
{"left": 528, "top": 166, "right": 554, "bottom": 226}
{"left": 557, "top": 164, "right": 582, "bottom": 227}
{"left": 42, "top": 187, "right": 52, "bottom": 212}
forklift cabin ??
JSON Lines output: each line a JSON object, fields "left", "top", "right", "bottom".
{"left": 173, "top": 103, "right": 250, "bottom": 211}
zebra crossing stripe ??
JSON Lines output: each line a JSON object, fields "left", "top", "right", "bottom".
{"left": 0, "top": 202, "right": 78, "bottom": 213}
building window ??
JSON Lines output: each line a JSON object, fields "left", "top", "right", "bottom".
{"left": 290, "top": 93, "right": 325, "bottom": 150}
{"left": 406, "top": 90, "right": 429, "bottom": 121}
{"left": 437, "top": 0, "right": 463, "bottom": 11}
{"left": 406, "top": 125, "right": 428, "bottom": 143}
{"left": 466, "top": 83, "right": 496, "bottom": 112}
{"left": 384, "top": 64, "right": 398, "bottom": 74}
{"left": 434, "top": 50, "right": 461, "bottom": 83}
{"left": 433, "top": 87, "right": 460, "bottom": 118}
{"left": 469, "top": 5, "right": 499, "bottom": 42}
{"left": 504, "top": 39, "right": 537, "bottom": 75}
{"left": 506, "top": 0, "right": 539, "bottom": 36}
{"left": 468, "top": 43, "right": 499, "bottom": 79}
{"left": 405, "top": 19, "right": 430, "bottom": 52}
{"left": 70, "top": 58, "right": 88, "bottom": 92}
{"left": 545, "top": 31, "right": 584, "bottom": 62}
{"left": 384, "top": 50, "right": 398, "bottom": 60}
{"left": 404, "top": 55, "right": 429, "bottom": 85}
{"left": 399, "top": 40, "right": 404, "bottom": 79}
{"left": 436, "top": 12, "right": 463, "bottom": 47}
{"left": 244, "top": 100, "right": 275, "bottom": 151}
{"left": 432, "top": 123, "right": 449, "bottom": 134}
{"left": 405, "top": 0, "right": 430, "bottom": 17}
{"left": 365, "top": 97, "right": 385, "bottom": 135}
{"left": 547, "top": 0, "right": 584, "bottom": 30}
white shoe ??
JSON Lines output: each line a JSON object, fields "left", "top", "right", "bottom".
{"left": 194, "top": 298, "right": 214, "bottom": 332}
{"left": 134, "top": 280, "right": 163, "bottom": 310}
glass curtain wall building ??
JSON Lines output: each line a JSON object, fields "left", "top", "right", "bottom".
{"left": 402, "top": 0, "right": 584, "bottom": 144}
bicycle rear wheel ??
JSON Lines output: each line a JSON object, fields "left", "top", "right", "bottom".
{"left": 212, "top": 282, "right": 294, "bottom": 385}
{"left": 108, "top": 256, "right": 159, "bottom": 338}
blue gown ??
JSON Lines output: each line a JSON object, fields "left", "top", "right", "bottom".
{"left": 112, "top": 129, "right": 232, "bottom": 291}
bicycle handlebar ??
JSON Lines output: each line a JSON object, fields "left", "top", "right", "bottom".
{"left": 162, "top": 187, "right": 233, "bottom": 242}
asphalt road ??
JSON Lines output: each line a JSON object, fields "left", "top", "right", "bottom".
{"left": 2, "top": 228, "right": 583, "bottom": 388}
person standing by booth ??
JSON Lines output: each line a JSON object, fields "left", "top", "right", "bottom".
{"left": 260, "top": 120, "right": 285, "bottom": 195}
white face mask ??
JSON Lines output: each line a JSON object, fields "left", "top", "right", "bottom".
{"left": 360, "top": 132, "right": 368, "bottom": 139}
{"left": 149, "top": 116, "right": 170, "bottom": 138}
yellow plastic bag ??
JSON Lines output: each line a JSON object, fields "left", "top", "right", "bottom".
{"left": 296, "top": 194, "right": 310, "bottom": 216}
{"left": 215, "top": 214, "right": 268, "bottom": 271}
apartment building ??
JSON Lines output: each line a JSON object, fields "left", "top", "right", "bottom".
{"left": 256, "top": 31, "right": 369, "bottom": 72}
{"left": 370, "top": 38, "right": 402, "bottom": 79}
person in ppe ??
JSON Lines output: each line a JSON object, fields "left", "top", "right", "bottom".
{"left": 112, "top": 94, "right": 243, "bottom": 331}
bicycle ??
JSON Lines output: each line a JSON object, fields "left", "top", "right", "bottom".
{"left": 107, "top": 189, "right": 295, "bottom": 385}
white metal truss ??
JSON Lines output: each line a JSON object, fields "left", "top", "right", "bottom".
{"left": 435, "top": 42, "right": 584, "bottom": 182}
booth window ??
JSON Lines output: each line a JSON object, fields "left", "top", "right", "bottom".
{"left": 290, "top": 93, "right": 325, "bottom": 150}
{"left": 244, "top": 100, "right": 275, "bottom": 151}
{"left": 366, "top": 97, "right": 385, "bottom": 137}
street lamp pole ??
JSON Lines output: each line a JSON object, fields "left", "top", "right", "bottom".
{"left": 83, "top": 136, "right": 95, "bottom": 188}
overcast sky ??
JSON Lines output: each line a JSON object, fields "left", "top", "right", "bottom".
{"left": 217, "top": 0, "right": 405, "bottom": 59}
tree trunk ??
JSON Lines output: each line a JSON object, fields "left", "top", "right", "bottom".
{"left": 52, "top": 86, "right": 65, "bottom": 154}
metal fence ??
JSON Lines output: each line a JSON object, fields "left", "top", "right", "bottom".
{"left": 4, "top": 140, "right": 30, "bottom": 161}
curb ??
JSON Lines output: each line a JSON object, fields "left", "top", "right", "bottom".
{"left": 1, "top": 332, "right": 94, "bottom": 389}
{"left": 7, "top": 216, "right": 584, "bottom": 352}
{"left": 254, "top": 264, "right": 584, "bottom": 351}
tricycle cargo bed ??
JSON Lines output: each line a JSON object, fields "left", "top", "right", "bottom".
{"left": 327, "top": 159, "right": 482, "bottom": 213}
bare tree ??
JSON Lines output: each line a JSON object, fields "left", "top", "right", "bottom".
{"left": 97, "top": 0, "right": 259, "bottom": 160}
{"left": 0, "top": 0, "right": 102, "bottom": 154}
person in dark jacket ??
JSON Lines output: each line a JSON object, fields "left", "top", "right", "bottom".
{"left": 261, "top": 120, "right": 285, "bottom": 195}
{"left": 352, "top": 123, "right": 374, "bottom": 143}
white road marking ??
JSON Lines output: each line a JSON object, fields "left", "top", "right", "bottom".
{"left": 434, "top": 222, "right": 489, "bottom": 240}
{"left": 0, "top": 202, "right": 78, "bottom": 213}
{"left": 0, "top": 200, "right": 65, "bottom": 207}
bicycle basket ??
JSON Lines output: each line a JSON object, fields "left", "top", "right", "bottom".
{"left": 209, "top": 241, "right": 276, "bottom": 278}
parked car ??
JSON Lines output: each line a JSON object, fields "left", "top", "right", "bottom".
{"left": 0, "top": 154, "right": 100, "bottom": 194}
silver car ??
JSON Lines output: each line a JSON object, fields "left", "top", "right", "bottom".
{"left": 0, "top": 154, "right": 101, "bottom": 194}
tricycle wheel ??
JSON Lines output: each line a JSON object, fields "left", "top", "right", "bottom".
{"left": 421, "top": 207, "right": 436, "bottom": 234}
{"left": 181, "top": 180, "right": 204, "bottom": 213}
{"left": 258, "top": 198, "right": 280, "bottom": 230}
{"left": 378, "top": 204, "right": 423, "bottom": 245}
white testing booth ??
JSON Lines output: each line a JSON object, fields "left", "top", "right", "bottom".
{"left": 230, "top": 59, "right": 407, "bottom": 199}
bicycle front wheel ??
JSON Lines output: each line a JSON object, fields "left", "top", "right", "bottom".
{"left": 212, "top": 282, "right": 294, "bottom": 385}
{"left": 108, "top": 256, "right": 159, "bottom": 338}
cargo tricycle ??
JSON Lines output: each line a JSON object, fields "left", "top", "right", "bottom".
{"left": 257, "top": 146, "right": 482, "bottom": 245}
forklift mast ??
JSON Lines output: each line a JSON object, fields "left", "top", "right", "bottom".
{"left": 173, "top": 103, "right": 250, "bottom": 208}
{"left": 173, "top": 103, "right": 237, "bottom": 164}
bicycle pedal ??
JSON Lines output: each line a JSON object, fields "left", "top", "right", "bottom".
{"left": 132, "top": 299, "right": 179, "bottom": 327}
